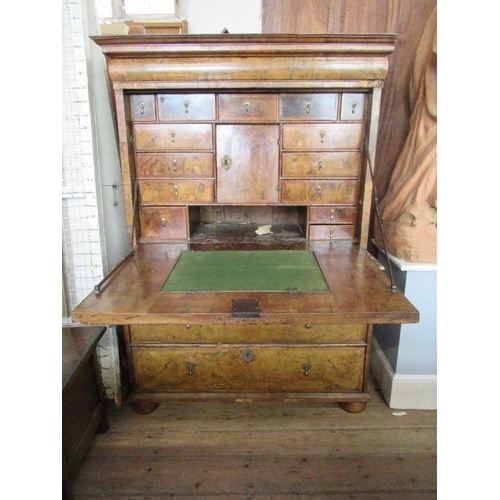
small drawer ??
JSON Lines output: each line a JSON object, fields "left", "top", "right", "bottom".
{"left": 282, "top": 152, "right": 361, "bottom": 178}
{"left": 130, "top": 94, "right": 156, "bottom": 121}
{"left": 137, "top": 153, "right": 214, "bottom": 178}
{"left": 282, "top": 123, "right": 363, "bottom": 150}
{"left": 340, "top": 93, "right": 366, "bottom": 121}
{"left": 158, "top": 94, "right": 215, "bottom": 121}
{"left": 309, "top": 206, "right": 358, "bottom": 223}
{"left": 134, "top": 124, "right": 213, "bottom": 151}
{"left": 138, "top": 180, "right": 214, "bottom": 204}
{"left": 280, "top": 93, "right": 338, "bottom": 120}
{"left": 132, "top": 345, "right": 365, "bottom": 393}
{"left": 309, "top": 224, "right": 356, "bottom": 241}
{"left": 218, "top": 94, "right": 277, "bottom": 121}
{"left": 129, "top": 324, "right": 367, "bottom": 344}
{"left": 139, "top": 206, "right": 188, "bottom": 240}
{"left": 281, "top": 180, "right": 358, "bottom": 204}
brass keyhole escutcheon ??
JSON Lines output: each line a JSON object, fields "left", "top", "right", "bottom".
{"left": 185, "top": 362, "right": 196, "bottom": 375}
{"left": 352, "top": 101, "right": 358, "bottom": 114}
{"left": 330, "top": 208, "right": 335, "bottom": 220}
{"left": 172, "top": 159, "right": 177, "bottom": 172}
{"left": 305, "top": 101, "right": 311, "bottom": 114}
{"left": 244, "top": 102, "right": 250, "bottom": 113}
{"left": 302, "top": 362, "right": 311, "bottom": 376}
{"left": 320, "top": 130, "right": 325, "bottom": 143}
{"left": 221, "top": 154, "right": 232, "bottom": 171}
{"left": 139, "top": 102, "right": 145, "bottom": 114}
{"left": 184, "top": 100, "right": 190, "bottom": 113}
{"left": 242, "top": 349, "right": 254, "bottom": 362}
{"left": 316, "top": 185, "right": 322, "bottom": 199}
{"left": 318, "top": 158, "right": 323, "bottom": 171}
{"left": 170, "top": 130, "right": 176, "bottom": 143}
{"left": 173, "top": 184, "right": 179, "bottom": 197}
{"left": 329, "top": 228, "right": 335, "bottom": 239}
{"left": 161, "top": 217, "right": 167, "bottom": 228}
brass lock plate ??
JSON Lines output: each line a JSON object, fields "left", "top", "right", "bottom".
{"left": 231, "top": 299, "right": 260, "bottom": 318}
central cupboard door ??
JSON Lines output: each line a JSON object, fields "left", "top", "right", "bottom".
{"left": 216, "top": 125, "right": 279, "bottom": 203}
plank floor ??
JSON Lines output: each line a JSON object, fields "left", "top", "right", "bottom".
{"left": 72, "top": 373, "right": 437, "bottom": 499}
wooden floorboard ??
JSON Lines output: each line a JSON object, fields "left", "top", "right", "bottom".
{"left": 72, "top": 374, "right": 437, "bottom": 499}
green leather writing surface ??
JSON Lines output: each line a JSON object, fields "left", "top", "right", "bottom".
{"left": 161, "top": 250, "right": 329, "bottom": 292}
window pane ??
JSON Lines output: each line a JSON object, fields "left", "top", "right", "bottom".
{"left": 124, "top": 0, "right": 176, "bottom": 15}
{"left": 96, "top": 0, "right": 113, "bottom": 18}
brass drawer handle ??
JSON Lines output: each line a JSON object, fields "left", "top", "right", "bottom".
{"left": 305, "top": 101, "right": 311, "bottom": 114}
{"left": 170, "top": 130, "right": 176, "bottom": 143}
{"left": 244, "top": 102, "right": 250, "bottom": 113}
{"left": 320, "top": 130, "right": 325, "bottom": 143}
{"left": 302, "top": 362, "right": 311, "bottom": 376}
{"left": 139, "top": 102, "right": 145, "bottom": 115}
{"left": 242, "top": 349, "right": 254, "bottom": 362}
{"left": 221, "top": 154, "right": 232, "bottom": 171}
{"left": 161, "top": 217, "right": 167, "bottom": 228}
{"left": 329, "top": 228, "right": 335, "bottom": 239}
{"left": 330, "top": 208, "right": 335, "bottom": 220}
{"left": 316, "top": 186, "right": 322, "bottom": 199}
{"left": 185, "top": 362, "right": 196, "bottom": 375}
{"left": 184, "top": 100, "right": 190, "bottom": 113}
{"left": 172, "top": 159, "right": 177, "bottom": 172}
{"left": 318, "top": 158, "right": 323, "bottom": 171}
{"left": 173, "top": 184, "right": 179, "bottom": 197}
{"left": 352, "top": 101, "right": 358, "bottom": 114}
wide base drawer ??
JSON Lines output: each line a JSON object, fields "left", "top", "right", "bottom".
{"left": 132, "top": 345, "right": 365, "bottom": 393}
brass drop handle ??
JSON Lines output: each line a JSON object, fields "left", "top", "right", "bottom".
{"left": 352, "top": 101, "right": 358, "bottom": 114}
{"left": 330, "top": 208, "right": 335, "bottom": 220}
{"left": 316, "top": 185, "right": 322, "bottom": 199}
{"left": 318, "top": 158, "right": 323, "bottom": 171}
{"left": 320, "top": 130, "right": 325, "bottom": 143}
{"left": 185, "top": 362, "right": 196, "bottom": 376}
{"left": 139, "top": 102, "right": 145, "bottom": 115}
{"left": 329, "top": 228, "right": 335, "bottom": 239}
{"left": 302, "top": 362, "right": 311, "bottom": 376}
{"left": 161, "top": 217, "right": 167, "bottom": 228}
{"left": 172, "top": 159, "right": 177, "bottom": 172}
{"left": 244, "top": 102, "right": 250, "bottom": 113}
{"left": 170, "top": 130, "right": 176, "bottom": 143}
{"left": 305, "top": 101, "right": 311, "bottom": 114}
{"left": 173, "top": 184, "right": 179, "bottom": 197}
{"left": 184, "top": 100, "right": 190, "bottom": 113}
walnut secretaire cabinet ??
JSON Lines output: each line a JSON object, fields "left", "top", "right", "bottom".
{"left": 72, "top": 35, "right": 419, "bottom": 414}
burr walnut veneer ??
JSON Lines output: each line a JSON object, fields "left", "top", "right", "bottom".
{"left": 72, "top": 35, "right": 418, "bottom": 413}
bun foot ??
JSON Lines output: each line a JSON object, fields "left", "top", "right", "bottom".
{"left": 339, "top": 402, "right": 367, "bottom": 413}
{"left": 131, "top": 402, "right": 159, "bottom": 414}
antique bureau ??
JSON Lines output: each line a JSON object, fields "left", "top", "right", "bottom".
{"left": 72, "top": 34, "right": 418, "bottom": 414}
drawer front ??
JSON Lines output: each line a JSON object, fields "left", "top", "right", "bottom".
{"left": 280, "top": 93, "right": 339, "bottom": 120}
{"left": 218, "top": 94, "right": 278, "bottom": 121}
{"left": 134, "top": 124, "right": 213, "bottom": 151}
{"left": 130, "top": 94, "right": 156, "bottom": 121}
{"left": 132, "top": 345, "right": 365, "bottom": 393}
{"left": 340, "top": 93, "right": 366, "bottom": 121}
{"left": 282, "top": 152, "right": 361, "bottom": 178}
{"left": 309, "top": 224, "right": 356, "bottom": 241}
{"left": 309, "top": 205, "right": 358, "bottom": 223}
{"left": 139, "top": 206, "right": 188, "bottom": 240}
{"left": 139, "top": 180, "right": 214, "bottom": 204}
{"left": 282, "top": 123, "right": 363, "bottom": 150}
{"left": 137, "top": 153, "right": 214, "bottom": 178}
{"left": 129, "top": 324, "right": 367, "bottom": 344}
{"left": 158, "top": 94, "right": 215, "bottom": 121}
{"left": 281, "top": 180, "right": 358, "bottom": 204}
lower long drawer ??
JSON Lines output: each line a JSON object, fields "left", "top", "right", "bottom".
{"left": 132, "top": 345, "right": 365, "bottom": 393}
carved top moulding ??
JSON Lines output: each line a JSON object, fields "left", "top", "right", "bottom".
{"left": 91, "top": 34, "right": 397, "bottom": 88}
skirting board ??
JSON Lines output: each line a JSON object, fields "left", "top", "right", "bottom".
{"left": 370, "top": 337, "right": 437, "bottom": 410}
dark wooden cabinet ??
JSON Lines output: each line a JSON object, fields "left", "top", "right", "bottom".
{"left": 62, "top": 326, "right": 108, "bottom": 499}
{"left": 72, "top": 35, "right": 418, "bottom": 414}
